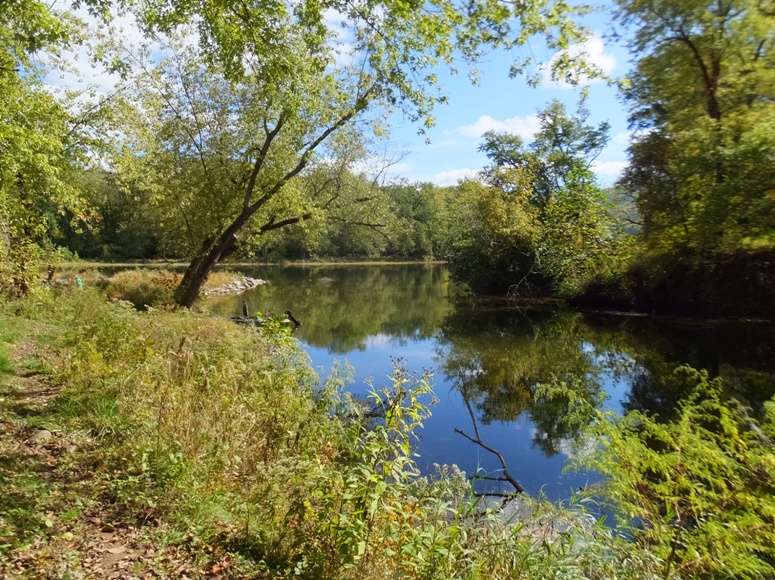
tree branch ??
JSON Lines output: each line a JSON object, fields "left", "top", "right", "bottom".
{"left": 675, "top": 26, "right": 721, "bottom": 120}
{"left": 244, "top": 115, "right": 286, "bottom": 209}
{"left": 329, "top": 215, "right": 392, "bottom": 244}
{"left": 246, "top": 88, "right": 375, "bottom": 217}
{"left": 258, "top": 213, "right": 313, "bottom": 234}
{"left": 455, "top": 385, "right": 525, "bottom": 494}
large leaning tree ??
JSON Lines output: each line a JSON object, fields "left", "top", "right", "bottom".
{"left": 100, "top": 0, "right": 598, "bottom": 307}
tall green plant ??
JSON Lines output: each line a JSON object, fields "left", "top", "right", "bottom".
{"left": 575, "top": 367, "right": 775, "bottom": 578}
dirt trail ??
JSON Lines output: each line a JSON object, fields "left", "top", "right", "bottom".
{"left": 0, "top": 339, "right": 220, "bottom": 578}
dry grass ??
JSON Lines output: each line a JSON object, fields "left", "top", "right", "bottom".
{"left": 103, "top": 270, "right": 244, "bottom": 309}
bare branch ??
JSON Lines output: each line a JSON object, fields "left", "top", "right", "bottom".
{"left": 455, "top": 384, "right": 525, "bottom": 494}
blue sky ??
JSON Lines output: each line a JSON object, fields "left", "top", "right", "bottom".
{"left": 383, "top": 9, "right": 634, "bottom": 187}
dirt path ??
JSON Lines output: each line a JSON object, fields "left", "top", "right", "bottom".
{"left": 0, "top": 339, "right": 228, "bottom": 578}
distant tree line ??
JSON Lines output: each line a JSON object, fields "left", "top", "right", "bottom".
{"left": 2, "top": 0, "right": 773, "bottom": 314}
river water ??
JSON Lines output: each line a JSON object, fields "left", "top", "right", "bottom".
{"left": 204, "top": 264, "right": 775, "bottom": 500}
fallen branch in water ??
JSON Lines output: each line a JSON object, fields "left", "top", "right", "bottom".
{"left": 455, "top": 386, "right": 525, "bottom": 495}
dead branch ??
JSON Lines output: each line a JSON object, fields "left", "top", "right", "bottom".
{"left": 455, "top": 383, "right": 525, "bottom": 495}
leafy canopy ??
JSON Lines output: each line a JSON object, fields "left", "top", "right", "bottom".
{"left": 617, "top": 0, "right": 775, "bottom": 255}
{"left": 448, "top": 102, "right": 622, "bottom": 295}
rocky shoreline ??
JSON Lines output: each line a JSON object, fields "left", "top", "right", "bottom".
{"left": 204, "top": 276, "right": 266, "bottom": 296}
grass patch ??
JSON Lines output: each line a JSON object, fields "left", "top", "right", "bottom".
{"left": 105, "top": 269, "right": 180, "bottom": 309}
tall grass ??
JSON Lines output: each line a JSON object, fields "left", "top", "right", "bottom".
{"left": 104, "top": 269, "right": 245, "bottom": 309}
{"left": 6, "top": 290, "right": 665, "bottom": 578}
{"left": 105, "top": 269, "right": 180, "bottom": 309}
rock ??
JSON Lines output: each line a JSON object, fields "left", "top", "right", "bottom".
{"left": 32, "top": 429, "right": 53, "bottom": 443}
{"left": 204, "top": 277, "right": 266, "bottom": 297}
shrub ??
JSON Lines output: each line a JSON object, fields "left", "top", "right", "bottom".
{"left": 105, "top": 269, "right": 181, "bottom": 309}
{"left": 575, "top": 367, "right": 775, "bottom": 579}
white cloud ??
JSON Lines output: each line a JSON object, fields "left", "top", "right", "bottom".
{"left": 450, "top": 114, "right": 540, "bottom": 139}
{"left": 331, "top": 42, "right": 354, "bottom": 67}
{"left": 591, "top": 160, "right": 628, "bottom": 177}
{"left": 43, "top": 8, "right": 160, "bottom": 102}
{"left": 614, "top": 128, "right": 652, "bottom": 145}
{"left": 364, "top": 333, "right": 396, "bottom": 348}
{"left": 541, "top": 35, "right": 616, "bottom": 90}
{"left": 323, "top": 7, "right": 349, "bottom": 26}
{"left": 323, "top": 7, "right": 356, "bottom": 67}
{"left": 432, "top": 168, "right": 478, "bottom": 186}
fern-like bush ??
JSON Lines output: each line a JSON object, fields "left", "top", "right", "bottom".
{"left": 577, "top": 367, "right": 775, "bottom": 579}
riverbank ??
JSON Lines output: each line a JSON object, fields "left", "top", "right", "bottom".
{"left": 57, "top": 258, "right": 448, "bottom": 269}
{"left": 0, "top": 289, "right": 631, "bottom": 578}
{"left": 2, "top": 288, "right": 772, "bottom": 578}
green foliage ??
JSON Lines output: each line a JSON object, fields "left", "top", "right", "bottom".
{"left": 576, "top": 367, "right": 775, "bottom": 578}
{"left": 0, "top": 63, "right": 81, "bottom": 296}
{"left": 3, "top": 289, "right": 672, "bottom": 578}
{"left": 448, "top": 102, "right": 627, "bottom": 296}
{"left": 617, "top": 0, "right": 775, "bottom": 259}
{"left": 51, "top": 170, "right": 161, "bottom": 261}
{"left": 447, "top": 177, "right": 544, "bottom": 294}
{"left": 91, "top": 0, "right": 595, "bottom": 306}
{"left": 0, "top": 0, "right": 121, "bottom": 296}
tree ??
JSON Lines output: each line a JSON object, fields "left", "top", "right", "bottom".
{"left": 104, "top": 0, "right": 594, "bottom": 307}
{"left": 0, "top": 0, "right": 85, "bottom": 294}
{"left": 617, "top": 0, "right": 775, "bottom": 256}
{"left": 448, "top": 101, "right": 620, "bottom": 295}
{"left": 52, "top": 170, "right": 161, "bottom": 260}
{"left": 0, "top": 0, "right": 125, "bottom": 293}
{"left": 382, "top": 182, "right": 450, "bottom": 258}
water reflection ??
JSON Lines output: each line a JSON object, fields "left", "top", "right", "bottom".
{"left": 207, "top": 264, "right": 775, "bottom": 498}
{"left": 208, "top": 265, "right": 453, "bottom": 353}
{"left": 435, "top": 308, "right": 610, "bottom": 456}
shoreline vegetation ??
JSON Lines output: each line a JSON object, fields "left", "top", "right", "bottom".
{"left": 58, "top": 259, "right": 450, "bottom": 269}
{"left": 1, "top": 286, "right": 773, "bottom": 578}
{"left": 3, "top": 0, "right": 773, "bottom": 571}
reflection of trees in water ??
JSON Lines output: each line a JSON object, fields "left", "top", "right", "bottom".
{"left": 208, "top": 264, "right": 775, "bottom": 437}
{"left": 436, "top": 307, "right": 775, "bottom": 456}
{"left": 208, "top": 265, "right": 455, "bottom": 353}
{"left": 582, "top": 316, "right": 775, "bottom": 419}
{"left": 436, "top": 308, "right": 608, "bottom": 457}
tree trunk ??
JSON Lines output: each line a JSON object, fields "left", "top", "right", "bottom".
{"left": 174, "top": 216, "right": 246, "bottom": 308}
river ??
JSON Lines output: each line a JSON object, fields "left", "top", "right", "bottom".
{"left": 200, "top": 263, "right": 775, "bottom": 500}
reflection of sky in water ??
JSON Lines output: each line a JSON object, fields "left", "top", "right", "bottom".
{"left": 304, "top": 333, "right": 631, "bottom": 501}
{"left": 206, "top": 264, "right": 775, "bottom": 503}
